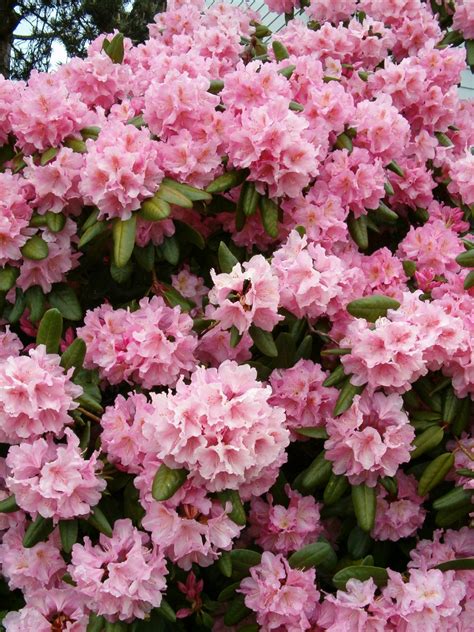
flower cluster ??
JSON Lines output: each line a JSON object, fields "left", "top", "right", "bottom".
{"left": 0, "top": 0, "right": 472, "bottom": 627}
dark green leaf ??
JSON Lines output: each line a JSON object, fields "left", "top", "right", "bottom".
{"left": 59, "top": 519, "right": 78, "bottom": 554}
{"left": 23, "top": 515, "right": 55, "bottom": 548}
{"left": 218, "top": 241, "right": 239, "bottom": 273}
{"left": 60, "top": 337, "right": 86, "bottom": 373}
{"left": 36, "top": 308, "right": 63, "bottom": 353}
{"left": 418, "top": 453, "right": 454, "bottom": 496}
{"left": 352, "top": 483, "right": 376, "bottom": 532}
{"left": 152, "top": 464, "right": 187, "bottom": 501}
{"left": 48, "top": 284, "right": 82, "bottom": 320}
{"left": 249, "top": 325, "right": 278, "bottom": 357}
{"left": 333, "top": 565, "right": 388, "bottom": 589}
{"left": 347, "top": 295, "right": 400, "bottom": 322}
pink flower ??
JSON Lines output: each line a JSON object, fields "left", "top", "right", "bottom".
{"left": 100, "top": 393, "right": 153, "bottom": 474}
{"left": 238, "top": 551, "right": 320, "bottom": 632}
{"left": 16, "top": 221, "right": 81, "bottom": 293}
{"left": 305, "top": 0, "right": 357, "bottom": 24}
{"left": 3, "top": 588, "right": 88, "bottom": 632}
{"left": 137, "top": 460, "right": 241, "bottom": 570}
{"left": 79, "top": 119, "right": 163, "bottom": 220}
{"left": 69, "top": 519, "right": 168, "bottom": 622}
{"left": 0, "top": 520, "right": 66, "bottom": 594}
{"left": 453, "top": 0, "right": 474, "bottom": 39}
{"left": 325, "top": 391, "right": 414, "bottom": 487}
{"left": 6, "top": 429, "right": 106, "bottom": 522}
{"left": 0, "top": 345, "right": 82, "bottom": 443}
{"left": 248, "top": 485, "right": 323, "bottom": 555}
{"left": 141, "top": 361, "right": 289, "bottom": 496}
{"left": 0, "top": 172, "right": 33, "bottom": 266}
{"left": 209, "top": 254, "right": 282, "bottom": 335}
{"left": 24, "top": 147, "right": 84, "bottom": 215}
{"left": 171, "top": 265, "right": 208, "bottom": 309}
{"left": 8, "top": 70, "right": 90, "bottom": 154}
{"left": 0, "top": 328, "right": 22, "bottom": 361}
{"left": 271, "top": 230, "right": 345, "bottom": 320}
{"left": 317, "top": 578, "right": 385, "bottom": 631}
{"left": 449, "top": 152, "right": 474, "bottom": 206}
{"left": 269, "top": 359, "right": 338, "bottom": 436}
{"left": 372, "top": 471, "right": 426, "bottom": 541}
{"left": 196, "top": 322, "right": 253, "bottom": 367}
{"left": 78, "top": 296, "right": 197, "bottom": 388}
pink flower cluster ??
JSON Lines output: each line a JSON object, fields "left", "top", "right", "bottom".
{"left": 141, "top": 361, "right": 289, "bottom": 496}
{"left": 78, "top": 296, "right": 197, "bottom": 388}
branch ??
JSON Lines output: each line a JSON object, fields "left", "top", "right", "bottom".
{"left": 13, "top": 32, "right": 55, "bottom": 40}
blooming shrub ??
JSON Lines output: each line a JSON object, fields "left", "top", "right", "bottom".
{"left": 0, "top": 0, "right": 473, "bottom": 628}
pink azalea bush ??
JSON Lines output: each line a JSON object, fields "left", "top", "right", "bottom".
{"left": 0, "top": 0, "right": 472, "bottom": 627}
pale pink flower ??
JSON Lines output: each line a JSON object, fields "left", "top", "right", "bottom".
{"left": 141, "top": 361, "right": 289, "bottom": 496}
{"left": 248, "top": 485, "right": 323, "bottom": 555}
{"left": 372, "top": 471, "right": 426, "bottom": 541}
{"left": 6, "top": 429, "right": 106, "bottom": 522}
{"left": 269, "top": 359, "right": 338, "bottom": 436}
{"left": 3, "top": 588, "right": 88, "bottom": 632}
{"left": 69, "top": 519, "right": 168, "bottom": 622}
{"left": 0, "top": 345, "right": 82, "bottom": 443}
{"left": 317, "top": 578, "right": 386, "bottom": 631}
{"left": 209, "top": 254, "right": 282, "bottom": 335}
{"left": 136, "top": 458, "right": 241, "bottom": 570}
{"left": 100, "top": 393, "right": 153, "bottom": 474}
{"left": 78, "top": 296, "right": 197, "bottom": 388}
{"left": 196, "top": 322, "right": 253, "bottom": 367}
{"left": 79, "top": 119, "right": 163, "bottom": 220}
{"left": 0, "top": 520, "right": 66, "bottom": 594}
{"left": 271, "top": 230, "right": 345, "bottom": 320}
{"left": 171, "top": 265, "right": 208, "bottom": 309}
{"left": 0, "top": 172, "right": 33, "bottom": 266}
{"left": 306, "top": 0, "right": 357, "bottom": 23}
{"left": 239, "top": 551, "right": 320, "bottom": 632}
{"left": 0, "top": 328, "right": 22, "bottom": 360}
{"left": 325, "top": 391, "right": 414, "bottom": 487}
{"left": 453, "top": 0, "right": 474, "bottom": 39}
{"left": 449, "top": 152, "right": 474, "bottom": 206}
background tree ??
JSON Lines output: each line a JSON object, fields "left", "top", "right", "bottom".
{"left": 0, "top": 0, "right": 166, "bottom": 80}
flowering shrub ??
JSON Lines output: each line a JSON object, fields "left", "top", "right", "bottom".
{"left": 0, "top": 0, "right": 473, "bottom": 629}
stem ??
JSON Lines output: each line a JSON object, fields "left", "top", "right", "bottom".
{"left": 77, "top": 407, "right": 101, "bottom": 423}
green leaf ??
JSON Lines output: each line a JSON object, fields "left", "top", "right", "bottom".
{"left": 457, "top": 468, "right": 474, "bottom": 478}
{"left": 25, "top": 285, "right": 46, "bottom": 322}
{"left": 218, "top": 551, "right": 233, "bottom": 578}
{"left": 87, "top": 614, "right": 106, "bottom": 632}
{"left": 335, "top": 132, "right": 353, "bottom": 152}
{"left": 21, "top": 235, "right": 49, "bottom": 260}
{"left": 436, "top": 558, "right": 474, "bottom": 571}
{"left": 174, "top": 219, "right": 205, "bottom": 249}
{"left": 435, "top": 131, "right": 453, "bottom": 148}
{"left": 78, "top": 220, "right": 108, "bottom": 248}
{"left": 88, "top": 506, "right": 113, "bottom": 538}
{"left": 230, "top": 549, "right": 262, "bottom": 578}
{"left": 289, "top": 100, "right": 304, "bottom": 111}
{"left": 152, "top": 464, "right": 187, "bottom": 501}
{"left": 156, "top": 182, "right": 193, "bottom": 208}
{"left": 456, "top": 249, "right": 474, "bottom": 268}
{"left": 0, "top": 266, "right": 19, "bottom": 292}
{"left": 23, "top": 515, "right": 55, "bottom": 548}
{"left": 249, "top": 325, "right": 278, "bottom": 357}
{"left": 113, "top": 215, "right": 137, "bottom": 268}
{"left": 63, "top": 138, "right": 87, "bottom": 153}
{"left": 372, "top": 201, "right": 398, "bottom": 223}
{"left": 333, "top": 565, "right": 388, "bottom": 590}
{"left": 161, "top": 283, "right": 195, "bottom": 312}
{"left": 77, "top": 392, "right": 103, "bottom": 415}
{"left": 217, "top": 581, "right": 241, "bottom": 602}
{"left": 0, "top": 495, "right": 19, "bottom": 513}
{"left": 59, "top": 519, "right": 78, "bottom": 554}
{"left": 295, "top": 451, "right": 332, "bottom": 493}
{"left": 240, "top": 181, "right": 260, "bottom": 217}
{"left": 410, "top": 426, "right": 444, "bottom": 460}
{"left": 294, "top": 427, "right": 328, "bottom": 440}
{"left": 288, "top": 540, "right": 337, "bottom": 572}
{"left": 218, "top": 241, "right": 239, "bottom": 273}
{"left": 323, "top": 473, "right": 349, "bottom": 505}
{"left": 386, "top": 160, "right": 405, "bottom": 178}
{"left": 217, "top": 489, "right": 246, "bottom": 526}
{"left": 260, "top": 196, "right": 279, "bottom": 238}
{"left": 205, "top": 169, "right": 249, "bottom": 194}
{"left": 278, "top": 64, "right": 296, "bottom": 79}
{"left": 82, "top": 208, "right": 100, "bottom": 231}
{"left": 347, "top": 214, "right": 368, "bottom": 250}
{"left": 295, "top": 334, "right": 312, "bottom": 361}
{"left": 224, "top": 596, "right": 251, "bottom": 626}
{"left": 60, "top": 337, "right": 86, "bottom": 373}
{"left": 157, "top": 600, "right": 176, "bottom": 623}
{"left": 45, "top": 211, "right": 66, "bottom": 233}
{"left": 134, "top": 243, "right": 155, "bottom": 271}
{"left": 463, "top": 270, "right": 474, "bottom": 290}
{"left": 272, "top": 40, "right": 289, "bottom": 61}
{"left": 7, "top": 288, "right": 26, "bottom": 324}
{"left": 352, "top": 483, "right": 376, "bottom": 532}
{"left": 418, "top": 453, "right": 454, "bottom": 496}
{"left": 433, "top": 487, "right": 472, "bottom": 511}
{"left": 348, "top": 526, "right": 372, "bottom": 559}
{"left": 48, "top": 284, "right": 82, "bottom": 320}
{"left": 347, "top": 295, "right": 401, "bottom": 322}
{"left": 380, "top": 476, "right": 398, "bottom": 496}
{"left": 36, "top": 308, "right": 63, "bottom": 353}
{"left": 110, "top": 260, "right": 133, "bottom": 284}
{"left": 229, "top": 325, "right": 243, "bottom": 348}
{"left": 323, "top": 365, "right": 347, "bottom": 388}
{"left": 161, "top": 235, "right": 180, "bottom": 265}
{"left": 161, "top": 177, "right": 212, "bottom": 202}
{"left": 208, "top": 79, "right": 225, "bottom": 94}
{"left": 103, "top": 32, "right": 124, "bottom": 63}
{"left": 452, "top": 397, "right": 471, "bottom": 436}
{"left": 435, "top": 503, "right": 472, "bottom": 527}
{"left": 333, "top": 378, "right": 364, "bottom": 416}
